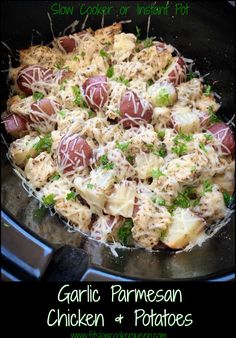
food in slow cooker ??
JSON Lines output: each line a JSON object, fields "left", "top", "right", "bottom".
{"left": 2, "top": 22, "right": 235, "bottom": 251}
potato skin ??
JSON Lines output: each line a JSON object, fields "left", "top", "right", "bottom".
{"left": 3, "top": 113, "right": 28, "bottom": 138}
{"left": 58, "top": 134, "right": 92, "bottom": 173}
{"left": 164, "top": 57, "right": 186, "bottom": 85}
{"left": 155, "top": 42, "right": 168, "bottom": 52}
{"left": 82, "top": 75, "right": 109, "bottom": 111}
{"left": 119, "top": 91, "right": 153, "bottom": 128}
{"left": 198, "top": 111, "right": 210, "bottom": 127}
{"left": 55, "top": 69, "right": 74, "bottom": 84}
{"left": 57, "top": 31, "right": 88, "bottom": 53}
{"left": 207, "top": 122, "right": 235, "bottom": 155}
{"left": 17, "top": 65, "right": 53, "bottom": 95}
{"left": 30, "top": 98, "right": 58, "bottom": 123}
{"left": 58, "top": 36, "right": 76, "bottom": 53}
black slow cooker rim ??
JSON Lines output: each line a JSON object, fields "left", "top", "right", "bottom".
{"left": 1, "top": 206, "right": 235, "bottom": 281}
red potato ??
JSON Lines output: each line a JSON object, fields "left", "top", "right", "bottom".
{"left": 58, "top": 36, "right": 76, "bottom": 53}
{"left": 119, "top": 91, "right": 153, "bottom": 128}
{"left": 54, "top": 69, "right": 74, "bottom": 84}
{"left": 90, "top": 228, "right": 102, "bottom": 241}
{"left": 58, "top": 134, "right": 92, "bottom": 174}
{"left": 17, "top": 65, "right": 53, "bottom": 95}
{"left": 3, "top": 113, "right": 28, "bottom": 138}
{"left": 207, "top": 122, "right": 235, "bottom": 156}
{"left": 82, "top": 75, "right": 109, "bottom": 111}
{"left": 198, "top": 111, "right": 210, "bottom": 128}
{"left": 163, "top": 56, "right": 186, "bottom": 85}
{"left": 57, "top": 31, "right": 88, "bottom": 53}
{"left": 91, "top": 215, "right": 122, "bottom": 241}
{"left": 155, "top": 42, "right": 168, "bottom": 52}
{"left": 77, "top": 31, "right": 89, "bottom": 40}
{"left": 30, "top": 98, "right": 59, "bottom": 123}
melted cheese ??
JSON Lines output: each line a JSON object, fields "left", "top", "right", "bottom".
{"left": 4, "top": 22, "right": 234, "bottom": 252}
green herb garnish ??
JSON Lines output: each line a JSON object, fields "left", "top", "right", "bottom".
{"left": 160, "top": 229, "right": 168, "bottom": 241}
{"left": 147, "top": 79, "right": 154, "bottom": 86}
{"left": 106, "top": 66, "right": 114, "bottom": 78}
{"left": 72, "top": 85, "right": 83, "bottom": 105}
{"left": 136, "top": 26, "right": 141, "bottom": 39}
{"left": 151, "top": 196, "right": 166, "bottom": 206}
{"left": 66, "top": 191, "right": 76, "bottom": 201}
{"left": 151, "top": 168, "right": 165, "bottom": 179}
{"left": 99, "top": 49, "right": 109, "bottom": 58}
{"left": 145, "top": 143, "right": 155, "bottom": 151}
{"left": 202, "top": 180, "right": 213, "bottom": 195}
{"left": 114, "top": 108, "right": 121, "bottom": 116}
{"left": 42, "top": 194, "right": 56, "bottom": 207}
{"left": 208, "top": 105, "right": 220, "bottom": 124}
{"left": 204, "top": 85, "right": 212, "bottom": 96}
{"left": 204, "top": 133, "right": 213, "bottom": 141}
{"left": 209, "top": 114, "right": 220, "bottom": 123}
{"left": 143, "top": 38, "right": 154, "bottom": 48}
{"left": 192, "top": 198, "right": 200, "bottom": 207}
{"left": 114, "top": 76, "right": 130, "bottom": 86}
{"left": 116, "top": 141, "right": 130, "bottom": 152}
{"left": 72, "top": 55, "right": 79, "bottom": 61}
{"left": 72, "top": 85, "right": 87, "bottom": 107}
{"left": 171, "top": 132, "right": 192, "bottom": 156}
{"left": 54, "top": 62, "right": 64, "bottom": 69}
{"left": 167, "top": 205, "right": 176, "bottom": 215}
{"left": 58, "top": 110, "right": 66, "bottom": 118}
{"left": 223, "top": 191, "right": 233, "bottom": 206}
{"left": 158, "top": 145, "right": 167, "bottom": 158}
{"left": 173, "top": 193, "right": 189, "bottom": 209}
{"left": 51, "top": 172, "right": 60, "bottom": 181}
{"left": 173, "top": 193, "right": 190, "bottom": 208}
{"left": 33, "top": 92, "right": 44, "bottom": 101}
{"left": 157, "top": 88, "right": 170, "bottom": 106}
{"left": 157, "top": 131, "right": 165, "bottom": 140}
{"left": 126, "top": 155, "right": 134, "bottom": 164}
{"left": 172, "top": 143, "right": 188, "bottom": 156}
{"left": 172, "top": 187, "right": 197, "bottom": 209}
{"left": 187, "top": 71, "right": 198, "bottom": 81}
{"left": 88, "top": 110, "right": 94, "bottom": 118}
{"left": 145, "top": 143, "right": 166, "bottom": 157}
{"left": 103, "top": 163, "right": 114, "bottom": 170}
{"left": 87, "top": 183, "right": 94, "bottom": 189}
{"left": 99, "top": 154, "right": 114, "bottom": 170}
{"left": 117, "top": 219, "right": 134, "bottom": 246}
{"left": 173, "top": 132, "right": 193, "bottom": 144}
{"left": 99, "top": 155, "right": 109, "bottom": 165}
{"left": 199, "top": 142, "right": 207, "bottom": 152}
{"left": 208, "top": 105, "right": 214, "bottom": 114}
{"left": 33, "top": 133, "right": 52, "bottom": 155}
